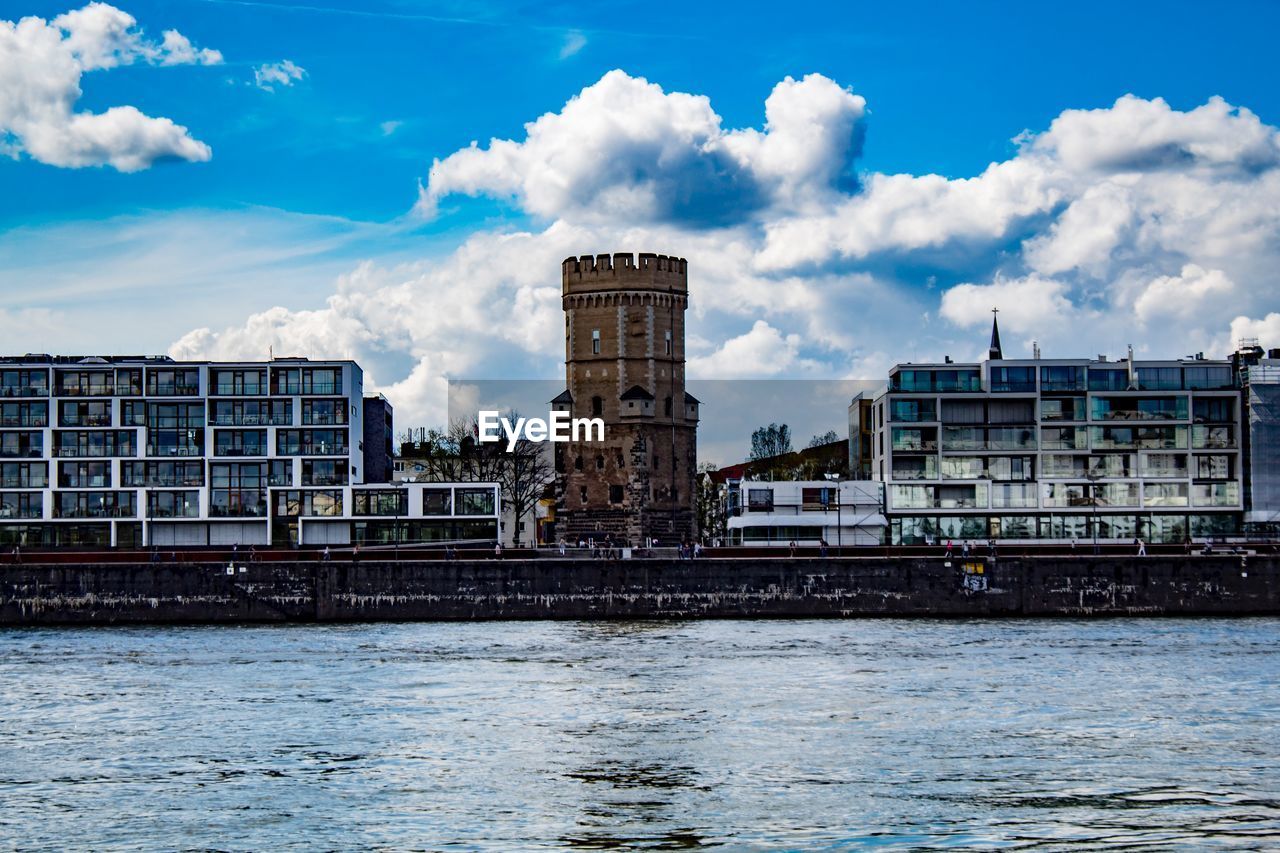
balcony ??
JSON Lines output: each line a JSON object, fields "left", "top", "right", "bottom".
{"left": 146, "top": 445, "right": 205, "bottom": 458}
{"left": 56, "top": 383, "right": 114, "bottom": 397}
{"left": 990, "top": 381, "right": 1037, "bottom": 393}
{"left": 209, "top": 505, "right": 268, "bottom": 518}
{"left": 147, "top": 384, "right": 201, "bottom": 397}
{"left": 54, "top": 506, "right": 136, "bottom": 519}
{"left": 299, "top": 444, "right": 348, "bottom": 456}
{"left": 303, "top": 475, "right": 348, "bottom": 487}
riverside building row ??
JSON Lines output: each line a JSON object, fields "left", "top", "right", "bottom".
{"left": 859, "top": 321, "right": 1253, "bottom": 546}
{"left": 0, "top": 356, "right": 498, "bottom": 548}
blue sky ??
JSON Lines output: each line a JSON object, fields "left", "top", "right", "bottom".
{"left": 4, "top": 0, "right": 1280, "bottom": 427}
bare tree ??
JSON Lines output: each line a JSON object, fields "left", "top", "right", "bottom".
{"left": 695, "top": 462, "right": 726, "bottom": 543}
{"left": 500, "top": 433, "right": 554, "bottom": 548}
{"left": 400, "top": 413, "right": 552, "bottom": 547}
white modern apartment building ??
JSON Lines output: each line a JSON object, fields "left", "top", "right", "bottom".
{"left": 869, "top": 332, "right": 1243, "bottom": 546}
{"left": 0, "top": 355, "right": 499, "bottom": 548}
{"left": 726, "top": 480, "right": 886, "bottom": 546}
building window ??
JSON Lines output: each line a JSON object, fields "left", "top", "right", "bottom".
{"left": 574, "top": 455, "right": 583, "bottom": 471}
{"left": 0, "top": 492, "right": 43, "bottom": 519}
{"left": 353, "top": 490, "right": 408, "bottom": 516}
{"left": 422, "top": 488, "right": 452, "bottom": 515}
{"left": 664, "top": 330, "right": 672, "bottom": 355}
{"left": 457, "top": 488, "right": 495, "bottom": 516}
{"left": 592, "top": 396, "right": 603, "bottom": 417}
{"left": 609, "top": 484, "right": 624, "bottom": 504}
{"left": 595, "top": 454, "right": 605, "bottom": 470}
{"left": 302, "top": 459, "right": 349, "bottom": 486}
{"left": 147, "top": 490, "right": 200, "bottom": 518}
{"left": 0, "top": 462, "right": 48, "bottom": 489}
{"left": 146, "top": 368, "right": 200, "bottom": 396}
{"left": 579, "top": 486, "right": 588, "bottom": 504}
{"left": 54, "top": 491, "right": 136, "bottom": 519}
{"left": 591, "top": 329, "right": 600, "bottom": 355}
{"left": 58, "top": 461, "right": 111, "bottom": 488}
{"left": 664, "top": 396, "right": 672, "bottom": 416}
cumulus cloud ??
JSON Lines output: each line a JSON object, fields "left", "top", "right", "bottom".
{"left": 688, "top": 320, "right": 821, "bottom": 378}
{"left": 170, "top": 71, "right": 1280, "bottom": 425}
{"left": 941, "top": 275, "right": 1078, "bottom": 335}
{"left": 415, "top": 69, "right": 865, "bottom": 226}
{"left": 253, "top": 59, "right": 306, "bottom": 91}
{"left": 0, "top": 3, "right": 217, "bottom": 171}
{"left": 1133, "top": 264, "right": 1236, "bottom": 325}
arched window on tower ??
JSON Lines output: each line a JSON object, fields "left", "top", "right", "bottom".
{"left": 591, "top": 329, "right": 600, "bottom": 355}
{"left": 664, "top": 329, "right": 672, "bottom": 355}
{"left": 664, "top": 396, "right": 672, "bottom": 416}
{"left": 591, "top": 396, "right": 603, "bottom": 417}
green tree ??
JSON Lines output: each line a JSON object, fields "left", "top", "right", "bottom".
{"left": 807, "top": 430, "right": 840, "bottom": 448}
{"left": 749, "top": 423, "right": 793, "bottom": 461}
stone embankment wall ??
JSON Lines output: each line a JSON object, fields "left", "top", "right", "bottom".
{"left": 2, "top": 555, "right": 1276, "bottom": 624}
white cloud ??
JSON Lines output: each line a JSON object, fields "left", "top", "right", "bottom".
{"left": 380, "top": 120, "right": 403, "bottom": 137}
{"left": 558, "top": 30, "right": 586, "bottom": 59}
{"left": 1224, "top": 313, "right": 1280, "bottom": 356}
{"left": 940, "top": 275, "right": 1079, "bottom": 344}
{"left": 0, "top": 3, "right": 217, "bottom": 171}
{"left": 157, "top": 29, "right": 222, "bottom": 66}
{"left": 165, "top": 73, "right": 1280, "bottom": 425}
{"left": 1133, "top": 264, "right": 1235, "bottom": 325}
{"left": 254, "top": 59, "right": 306, "bottom": 91}
{"left": 688, "top": 320, "right": 819, "bottom": 378}
{"left": 415, "top": 69, "right": 865, "bottom": 225}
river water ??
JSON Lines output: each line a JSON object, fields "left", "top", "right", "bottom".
{"left": 1, "top": 619, "right": 1277, "bottom": 850}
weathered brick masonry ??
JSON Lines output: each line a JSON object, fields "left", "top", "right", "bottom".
{"left": 554, "top": 252, "right": 698, "bottom": 546}
{"left": 2, "top": 556, "right": 1275, "bottom": 623}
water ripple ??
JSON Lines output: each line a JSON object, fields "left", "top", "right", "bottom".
{"left": 0, "top": 618, "right": 1277, "bottom": 850}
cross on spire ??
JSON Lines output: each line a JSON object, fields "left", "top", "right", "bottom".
{"left": 989, "top": 307, "right": 1003, "bottom": 360}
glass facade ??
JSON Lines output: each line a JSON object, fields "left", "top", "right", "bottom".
{"left": 878, "top": 355, "right": 1243, "bottom": 542}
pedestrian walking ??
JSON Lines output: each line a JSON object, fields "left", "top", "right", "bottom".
{"left": 961, "top": 540, "right": 970, "bottom": 558}
{"left": 322, "top": 546, "right": 331, "bottom": 562}
{"left": 558, "top": 537, "right": 566, "bottom": 556}
{"left": 12, "top": 544, "right": 21, "bottom": 564}
{"left": 788, "top": 540, "right": 797, "bottom": 557}
{"left": 1136, "top": 537, "right": 1146, "bottom": 557}
{"left": 945, "top": 539, "right": 953, "bottom": 558}
{"left": 819, "top": 539, "right": 829, "bottom": 558}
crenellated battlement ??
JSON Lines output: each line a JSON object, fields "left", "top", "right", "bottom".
{"left": 562, "top": 252, "right": 688, "bottom": 296}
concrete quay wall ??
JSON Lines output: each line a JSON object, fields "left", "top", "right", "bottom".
{"left": 1, "top": 555, "right": 1276, "bottom": 625}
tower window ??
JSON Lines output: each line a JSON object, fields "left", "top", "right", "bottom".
{"left": 664, "top": 396, "right": 672, "bottom": 416}
{"left": 595, "top": 454, "right": 605, "bottom": 470}
{"left": 592, "top": 329, "right": 600, "bottom": 354}
{"left": 609, "top": 485, "right": 624, "bottom": 504}
{"left": 665, "top": 330, "right": 672, "bottom": 355}
{"left": 580, "top": 486, "right": 588, "bottom": 504}
{"left": 591, "top": 396, "right": 603, "bottom": 417}
{"left": 574, "top": 455, "right": 583, "bottom": 471}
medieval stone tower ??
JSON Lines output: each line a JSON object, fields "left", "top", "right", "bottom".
{"left": 553, "top": 252, "right": 699, "bottom": 545}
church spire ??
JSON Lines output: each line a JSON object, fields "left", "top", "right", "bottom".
{"left": 989, "top": 307, "right": 1003, "bottom": 360}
